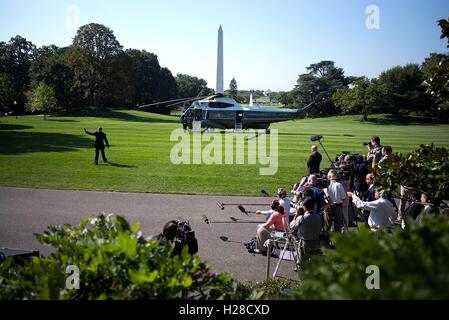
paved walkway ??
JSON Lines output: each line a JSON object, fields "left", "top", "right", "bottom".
{"left": 0, "top": 186, "right": 297, "bottom": 282}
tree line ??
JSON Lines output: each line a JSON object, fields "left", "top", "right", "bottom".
{"left": 0, "top": 23, "right": 214, "bottom": 117}
{"left": 1, "top": 18, "right": 448, "bottom": 121}
{"left": 275, "top": 17, "right": 449, "bottom": 122}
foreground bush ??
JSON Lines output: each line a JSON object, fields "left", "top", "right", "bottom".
{"left": 0, "top": 214, "right": 259, "bottom": 300}
{"left": 292, "top": 216, "right": 449, "bottom": 299}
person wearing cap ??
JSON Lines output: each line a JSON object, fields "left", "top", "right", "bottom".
{"left": 84, "top": 127, "right": 110, "bottom": 165}
{"left": 347, "top": 189, "right": 396, "bottom": 230}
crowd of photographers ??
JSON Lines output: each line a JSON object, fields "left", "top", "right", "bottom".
{"left": 153, "top": 135, "right": 444, "bottom": 260}
{"left": 251, "top": 135, "right": 445, "bottom": 256}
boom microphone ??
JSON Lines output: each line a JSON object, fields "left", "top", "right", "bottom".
{"left": 310, "top": 135, "right": 323, "bottom": 142}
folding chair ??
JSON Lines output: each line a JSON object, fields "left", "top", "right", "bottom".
{"left": 264, "top": 229, "right": 303, "bottom": 279}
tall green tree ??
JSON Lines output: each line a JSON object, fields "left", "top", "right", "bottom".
{"left": 175, "top": 73, "right": 211, "bottom": 98}
{"left": 158, "top": 67, "right": 178, "bottom": 101}
{"left": 0, "top": 36, "right": 37, "bottom": 115}
{"left": 30, "top": 45, "right": 84, "bottom": 114}
{"left": 333, "top": 78, "right": 391, "bottom": 121}
{"left": 274, "top": 91, "right": 294, "bottom": 107}
{"left": 229, "top": 77, "right": 238, "bottom": 101}
{"left": 68, "top": 23, "right": 123, "bottom": 114}
{"left": 125, "top": 49, "right": 161, "bottom": 107}
{"left": 424, "top": 17, "right": 449, "bottom": 122}
{"left": 292, "top": 61, "right": 355, "bottom": 116}
{"left": 25, "top": 81, "right": 58, "bottom": 119}
{"left": 377, "top": 64, "right": 427, "bottom": 115}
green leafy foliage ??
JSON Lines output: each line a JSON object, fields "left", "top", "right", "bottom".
{"left": 374, "top": 144, "right": 449, "bottom": 205}
{"left": 245, "top": 278, "right": 300, "bottom": 300}
{"left": 0, "top": 36, "right": 37, "bottom": 115}
{"left": 25, "top": 81, "right": 59, "bottom": 119}
{"left": 333, "top": 78, "right": 391, "bottom": 121}
{"left": 292, "top": 60, "right": 355, "bottom": 116}
{"left": 0, "top": 214, "right": 256, "bottom": 300}
{"left": 175, "top": 73, "right": 212, "bottom": 99}
{"left": 229, "top": 77, "right": 238, "bottom": 101}
{"left": 292, "top": 216, "right": 449, "bottom": 299}
{"left": 424, "top": 17, "right": 449, "bottom": 122}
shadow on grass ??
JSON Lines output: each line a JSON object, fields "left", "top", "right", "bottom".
{"left": 279, "top": 132, "right": 354, "bottom": 137}
{"left": 99, "top": 109, "right": 180, "bottom": 124}
{"left": 0, "top": 131, "right": 92, "bottom": 154}
{"left": 0, "top": 124, "right": 33, "bottom": 131}
{"left": 47, "top": 119, "right": 79, "bottom": 123}
{"left": 105, "top": 161, "right": 136, "bottom": 168}
{"left": 364, "top": 115, "right": 439, "bottom": 126}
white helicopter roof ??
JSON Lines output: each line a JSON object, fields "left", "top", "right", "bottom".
{"left": 196, "top": 96, "right": 297, "bottom": 113}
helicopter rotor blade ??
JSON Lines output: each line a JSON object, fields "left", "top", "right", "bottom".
{"left": 138, "top": 96, "right": 206, "bottom": 109}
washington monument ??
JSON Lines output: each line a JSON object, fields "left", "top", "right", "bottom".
{"left": 216, "top": 25, "right": 224, "bottom": 94}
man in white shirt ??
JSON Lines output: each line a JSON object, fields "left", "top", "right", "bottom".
{"left": 348, "top": 189, "right": 396, "bottom": 230}
{"left": 325, "top": 170, "right": 347, "bottom": 232}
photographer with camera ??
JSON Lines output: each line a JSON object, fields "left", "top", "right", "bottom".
{"left": 305, "top": 175, "right": 327, "bottom": 214}
{"left": 289, "top": 197, "right": 322, "bottom": 263}
{"left": 292, "top": 176, "right": 309, "bottom": 202}
{"left": 150, "top": 220, "right": 198, "bottom": 255}
{"left": 365, "top": 136, "right": 383, "bottom": 167}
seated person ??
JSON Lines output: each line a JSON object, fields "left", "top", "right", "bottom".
{"left": 150, "top": 220, "right": 198, "bottom": 255}
{"left": 255, "top": 199, "right": 280, "bottom": 221}
{"left": 290, "top": 197, "right": 322, "bottom": 255}
{"left": 255, "top": 202, "right": 289, "bottom": 254}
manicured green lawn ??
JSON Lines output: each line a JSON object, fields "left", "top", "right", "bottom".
{"left": 1, "top": 110, "right": 448, "bottom": 195}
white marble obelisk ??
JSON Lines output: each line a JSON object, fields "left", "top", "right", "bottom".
{"left": 216, "top": 25, "right": 224, "bottom": 94}
{"left": 249, "top": 93, "right": 254, "bottom": 106}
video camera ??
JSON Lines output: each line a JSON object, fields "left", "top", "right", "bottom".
{"left": 173, "top": 220, "right": 196, "bottom": 246}
{"left": 363, "top": 141, "right": 372, "bottom": 148}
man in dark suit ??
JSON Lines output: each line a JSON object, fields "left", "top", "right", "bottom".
{"left": 307, "top": 144, "right": 322, "bottom": 175}
{"left": 84, "top": 127, "right": 110, "bottom": 165}
{"left": 362, "top": 173, "right": 376, "bottom": 226}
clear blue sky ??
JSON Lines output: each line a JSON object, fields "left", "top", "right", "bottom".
{"left": 1, "top": 0, "right": 448, "bottom": 91}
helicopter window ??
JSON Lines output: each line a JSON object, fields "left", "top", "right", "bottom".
{"left": 208, "top": 102, "right": 233, "bottom": 109}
